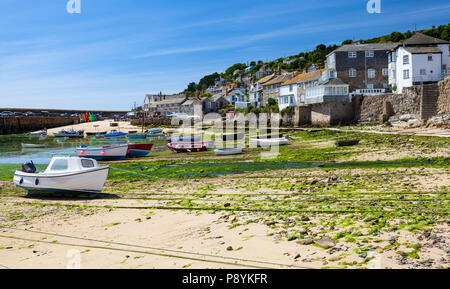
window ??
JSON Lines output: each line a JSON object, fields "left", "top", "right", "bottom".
{"left": 289, "top": 84, "right": 293, "bottom": 92}
{"left": 365, "top": 50, "right": 374, "bottom": 58}
{"left": 420, "top": 69, "right": 426, "bottom": 75}
{"left": 428, "top": 54, "right": 433, "bottom": 61}
{"left": 348, "top": 51, "right": 357, "bottom": 58}
{"left": 349, "top": 68, "right": 357, "bottom": 78}
{"left": 383, "top": 83, "right": 390, "bottom": 89}
{"left": 50, "top": 159, "right": 68, "bottom": 171}
{"left": 368, "top": 69, "right": 376, "bottom": 78}
{"left": 382, "top": 68, "right": 388, "bottom": 76}
{"left": 81, "top": 159, "right": 95, "bottom": 168}
{"left": 403, "top": 55, "right": 409, "bottom": 65}
{"left": 403, "top": 69, "right": 410, "bottom": 79}
{"left": 367, "top": 84, "right": 374, "bottom": 89}
{"left": 443, "top": 64, "right": 447, "bottom": 72}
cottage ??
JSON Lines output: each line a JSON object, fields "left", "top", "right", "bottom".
{"left": 278, "top": 69, "right": 325, "bottom": 111}
{"left": 326, "top": 40, "right": 398, "bottom": 94}
{"left": 304, "top": 78, "right": 350, "bottom": 105}
{"left": 211, "top": 93, "right": 230, "bottom": 112}
{"left": 261, "top": 73, "right": 293, "bottom": 106}
{"left": 388, "top": 33, "right": 450, "bottom": 93}
{"left": 144, "top": 93, "right": 187, "bottom": 116}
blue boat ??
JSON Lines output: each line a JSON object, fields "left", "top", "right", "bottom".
{"left": 129, "top": 133, "right": 147, "bottom": 140}
{"left": 104, "top": 130, "right": 128, "bottom": 138}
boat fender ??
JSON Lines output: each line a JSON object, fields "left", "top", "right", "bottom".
{"left": 101, "top": 151, "right": 106, "bottom": 156}
{"left": 35, "top": 178, "right": 39, "bottom": 186}
{"left": 19, "top": 178, "right": 23, "bottom": 185}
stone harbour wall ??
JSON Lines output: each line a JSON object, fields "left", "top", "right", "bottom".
{"left": 0, "top": 116, "right": 78, "bottom": 135}
{"left": 438, "top": 78, "right": 450, "bottom": 115}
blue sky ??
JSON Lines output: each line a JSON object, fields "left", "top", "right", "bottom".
{"left": 0, "top": 0, "right": 449, "bottom": 110}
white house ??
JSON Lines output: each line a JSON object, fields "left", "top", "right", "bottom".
{"left": 248, "top": 83, "right": 263, "bottom": 107}
{"left": 277, "top": 69, "right": 325, "bottom": 111}
{"left": 304, "top": 78, "right": 350, "bottom": 105}
{"left": 388, "top": 33, "right": 449, "bottom": 93}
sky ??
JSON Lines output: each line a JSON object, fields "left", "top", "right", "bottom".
{"left": 0, "top": 0, "right": 449, "bottom": 110}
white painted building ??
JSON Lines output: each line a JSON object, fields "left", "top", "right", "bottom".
{"left": 388, "top": 33, "right": 449, "bottom": 93}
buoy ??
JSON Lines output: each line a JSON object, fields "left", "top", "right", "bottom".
{"left": 19, "top": 178, "right": 23, "bottom": 185}
{"left": 35, "top": 179, "right": 39, "bottom": 185}
{"left": 101, "top": 151, "right": 106, "bottom": 156}
{"left": 80, "top": 151, "right": 86, "bottom": 155}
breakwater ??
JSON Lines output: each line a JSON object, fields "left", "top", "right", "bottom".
{"left": 0, "top": 116, "right": 78, "bottom": 135}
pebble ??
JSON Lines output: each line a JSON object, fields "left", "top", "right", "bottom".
{"left": 315, "top": 237, "right": 336, "bottom": 249}
{"left": 226, "top": 246, "right": 233, "bottom": 251}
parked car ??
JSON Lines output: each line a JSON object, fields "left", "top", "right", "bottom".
{"left": 13, "top": 112, "right": 24, "bottom": 116}
{"left": 24, "top": 112, "right": 35, "bottom": 116}
{"left": 40, "top": 111, "right": 51, "bottom": 116}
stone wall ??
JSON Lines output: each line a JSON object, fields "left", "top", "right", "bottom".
{"left": 358, "top": 88, "right": 421, "bottom": 123}
{"left": 0, "top": 116, "right": 78, "bottom": 135}
{"left": 438, "top": 77, "right": 450, "bottom": 115}
{"left": 311, "top": 102, "right": 356, "bottom": 126}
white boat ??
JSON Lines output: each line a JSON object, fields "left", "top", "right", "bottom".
{"left": 28, "top": 131, "right": 47, "bottom": 137}
{"left": 171, "top": 140, "right": 215, "bottom": 149}
{"left": 214, "top": 147, "right": 243, "bottom": 156}
{"left": 21, "top": 143, "right": 47, "bottom": 148}
{"left": 250, "top": 135, "right": 290, "bottom": 147}
{"left": 76, "top": 144, "right": 128, "bottom": 161}
{"left": 13, "top": 157, "right": 109, "bottom": 194}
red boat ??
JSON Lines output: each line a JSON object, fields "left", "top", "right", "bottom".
{"left": 167, "top": 143, "right": 208, "bottom": 153}
{"left": 126, "top": 144, "right": 154, "bottom": 158}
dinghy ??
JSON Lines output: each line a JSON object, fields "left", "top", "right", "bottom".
{"left": 127, "top": 144, "right": 154, "bottom": 158}
{"left": 167, "top": 143, "right": 208, "bottom": 153}
{"left": 214, "top": 147, "right": 243, "bottom": 156}
{"left": 128, "top": 133, "right": 147, "bottom": 140}
{"left": 21, "top": 143, "right": 47, "bottom": 148}
{"left": 76, "top": 144, "right": 128, "bottom": 161}
{"left": 28, "top": 130, "right": 47, "bottom": 137}
{"left": 250, "top": 135, "right": 290, "bottom": 147}
{"left": 54, "top": 129, "right": 84, "bottom": 138}
{"left": 168, "top": 134, "right": 202, "bottom": 143}
{"left": 13, "top": 157, "right": 109, "bottom": 195}
{"left": 104, "top": 130, "right": 128, "bottom": 138}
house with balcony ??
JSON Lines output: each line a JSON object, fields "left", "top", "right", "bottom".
{"left": 277, "top": 69, "right": 326, "bottom": 111}
{"left": 388, "top": 33, "right": 450, "bottom": 93}
{"left": 326, "top": 40, "right": 398, "bottom": 94}
{"left": 304, "top": 78, "right": 350, "bottom": 105}
{"left": 261, "top": 73, "right": 294, "bottom": 106}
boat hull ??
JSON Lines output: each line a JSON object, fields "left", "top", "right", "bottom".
{"left": 127, "top": 144, "right": 153, "bottom": 158}
{"left": 167, "top": 143, "right": 208, "bottom": 153}
{"left": 13, "top": 167, "right": 109, "bottom": 194}
{"left": 76, "top": 145, "right": 128, "bottom": 161}
{"left": 214, "top": 147, "right": 243, "bottom": 155}
{"left": 250, "top": 138, "right": 289, "bottom": 147}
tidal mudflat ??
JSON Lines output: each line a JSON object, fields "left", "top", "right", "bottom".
{"left": 0, "top": 129, "right": 448, "bottom": 269}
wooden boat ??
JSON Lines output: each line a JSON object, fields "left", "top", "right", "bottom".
{"left": 76, "top": 144, "right": 128, "bottom": 161}
{"left": 167, "top": 143, "right": 208, "bottom": 153}
{"left": 127, "top": 144, "right": 153, "bottom": 158}
{"left": 168, "top": 134, "right": 202, "bottom": 143}
{"left": 128, "top": 133, "right": 147, "bottom": 140}
{"left": 21, "top": 143, "right": 47, "bottom": 148}
{"left": 222, "top": 133, "right": 245, "bottom": 141}
{"left": 28, "top": 130, "right": 47, "bottom": 137}
{"left": 54, "top": 129, "right": 84, "bottom": 138}
{"left": 250, "top": 135, "right": 290, "bottom": 147}
{"left": 214, "top": 147, "right": 243, "bottom": 155}
{"left": 104, "top": 130, "right": 128, "bottom": 138}
{"left": 86, "top": 131, "right": 106, "bottom": 137}
{"left": 13, "top": 157, "right": 109, "bottom": 194}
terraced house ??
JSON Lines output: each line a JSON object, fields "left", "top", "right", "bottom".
{"left": 261, "top": 72, "right": 294, "bottom": 106}
{"left": 326, "top": 40, "right": 398, "bottom": 95}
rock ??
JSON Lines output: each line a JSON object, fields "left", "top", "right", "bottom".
{"left": 224, "top": 203, "right": 231, "bottom": 208}
{"left": 226, "top": 246, "right": 233, "bottom": 251}
{"left": 301, "top": 216, "right": 310, "bottom": 222}
{"left": 359, "top": 252, "right": 368, "bottom": 258}
{"left": 294, "top": 254, "right": 301, "bottom": 260}
{"left": 230, "top": 216, "right": 237, "bottom": 223}
{"left": 315, "top": 237, "right": 336, "bottom": 249}
{"left": 308, "top": 179, "right": 319, "bottom": 185}
{"left": 296, "top": 238, "right": 314, "bottom": 245}
{"left": 146, "top": 216, "right": 152, "bottom": 220}
{"left": 298, "top": 228, "right": 308, "bottom": 234}
{"left": 388, "top": 236, "right": 396, "bottom": 244}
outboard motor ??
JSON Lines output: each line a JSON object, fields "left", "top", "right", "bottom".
{"left": 22, "top": 160, "right": 36, "bottom": 173}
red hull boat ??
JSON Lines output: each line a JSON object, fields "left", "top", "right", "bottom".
{"left": 127, "top": 144, "right": 154, "bottom": 158}
{"left": 167, "top": 143, "right": 208, "bottom": 153}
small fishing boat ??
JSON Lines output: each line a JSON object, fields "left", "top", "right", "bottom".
{"left": 128, "top": 133, "right": 147, "bottom": 140}
{"left": 146, "top": 133, "right": 166, "bottom": 138}
{"left": 127, "top": 144, "right": 153, "bottom": 158}
{"left": 21, "top": 143, "right": 47, "bottom": 148}
{"left": 54, "top": 129, "right": 84, "bottom": 138}
{"left": 28, "top": 130, "right": 47, "bottom": 137}
{"left": 86, "top": 131, "right": 106, "bottom": 137}
{"left": 13, "top": 157, "right": 109, "bottom": 195}
{"left": 104, "top": 130, "right": 128, "bottom": 138}
{"left": 167, "top": 142, "right": 208, "bottom": 153}
{"left": 250, "top": 135, "right": 290, "bottom": 147}
{"left": 76, "top": 144, "right": 128, "bottom": 161}
{"left": 214, "top": 147, "right": 243, "bottom": 156}
{"left": 148, "top": 128, "right": 164, "bottom": 134}
{"left": 168, "top": 134, "right": 202, "bottom": 143}
{"left": 222, "top": 133, "right": 245, "bottom": 141}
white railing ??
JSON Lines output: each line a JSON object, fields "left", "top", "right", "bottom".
{"left": 353, "top": 89, "right": 386, "bottom": 95}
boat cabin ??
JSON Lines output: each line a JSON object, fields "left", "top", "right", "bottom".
{"left": 44, "top": 157, "right": 100, "bottom": 174}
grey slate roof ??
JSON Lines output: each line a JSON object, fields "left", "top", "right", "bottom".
{"left": 404, "top": 46, "right": 443, "bottom": 54}
{"left": 332, "top": 43, "right": 399, "bottom": 53}
{"left": 321, "top": 78, "right": 348, "bottom": 86}
{"left": 403, "top": 33, "right": 450, "bottom": 45}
